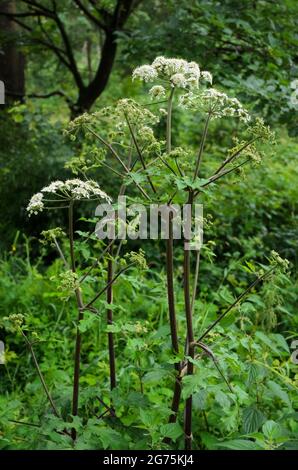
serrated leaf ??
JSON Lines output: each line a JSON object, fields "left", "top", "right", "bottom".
{"left": 242, "top": 406, "right": 266, "bottom": 433}
{"left": 262, "top": 420, "right": 281, "bottom": 439}
{"left": 98, "top": 428, "right": 122, "bottom": 449}
{"left": 160, "top": 423, "right": 183, "bottom": 440}
{"left": 217, "top": 439, "right": 261, "bottom": 450}
{"left": 267, "top": 380, "right": 291, "bottom": 407}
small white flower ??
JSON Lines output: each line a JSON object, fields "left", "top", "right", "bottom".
{"left": 290, "top": 79, "right": 298, "bottom": 90}
{"left": 132, "top": 57, "right": 203, "bottom": 92}
{"left": 201, "top": 71, "right": 213, "bottom": 84}
{"left": 148, "top": 85, "right": 166, "bottom": 99}
{"left": 170, "top": 73, "right": 187, "bottom": 88}
{"left": 159, "top": 108, "right": 168, "bottom": 116}
{"left": 180, "top": 86, "right": 250, "bottom": 122}
{"left": 27, "top": 180, "right": 111, "bottom": 216}
{"left": 27, "top": 192, "right": 44, "bottom": 216}
{"left": 42, "top": 181, "right": 65, "bottom": 193}
{"left": 132, "top": 65, "right": 158, "bottom": 83}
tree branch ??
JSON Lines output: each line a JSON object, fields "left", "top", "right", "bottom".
{"left": 74, "top": 0, "right": 107, "bottom": 30}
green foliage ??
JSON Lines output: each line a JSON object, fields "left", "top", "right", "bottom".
{"left": 0, "top": 2, "right": 298, "bottom": 451}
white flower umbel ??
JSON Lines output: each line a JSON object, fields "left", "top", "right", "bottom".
{"left": 132, "top": 56, "right": 203, "bottom": 91}
{"left": 132, "top": 65, "right": 158, "bottom": 83}
{"left": 148, "top": 85, "right": 166, "bottom": 99}
{"left": 27, "top": 179, "right": 111, "bottom": 216}
{"left": 27, "top": 192, "right": 44, "bottom": 216}
{"left": 180, "top": 87, "right": 251, "bottom": 123}
{"left": 170, "top": 73, "right": 187, "bottom": 88}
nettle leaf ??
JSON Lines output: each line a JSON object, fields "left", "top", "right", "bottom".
{"left": 246, "top": 363, "right": 259, "bottom": 385}
{"left": 160, "top": 423, "right": 184, "bottom": 440}
{"left": 242, "top": 406, "right": 266, "bottom": 433}
{"left": 217, "top": 439, "right": 261, "bottom": 450}
{"left": 199, "top": 431, "right": 219, "bottom": 450}
{"left": 255, "top": 331, "right": 280, "bottom": 354}
{"left": 267, "top": 380, "right": 291, "bottom": 407}
{"left": 126, "top": 391, "right": 150, "bottom": 408}
{"left": 271, "top": 334, "right": 290, "bottom": 353}
{"left": 139, "top": 408, "right": 160, "bottom": 428}
{"left": 262, "top": 420, "right": 282, "bottom": 439}
{"left": 98, "top": 427, "right": 123, "bottom": 449}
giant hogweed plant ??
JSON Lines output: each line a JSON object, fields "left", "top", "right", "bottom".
{"left": 8, "top": 179, "right": 147, "bottom": 441}
{"left": 3, "top": 57, "right": 292, "bottom": 450}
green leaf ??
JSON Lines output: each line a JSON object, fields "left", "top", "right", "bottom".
{"left": 79, "top": 312, "right": 98, "bottom": 333}
{"left": 242, "top": 406, "right": 266, "bottom": 433}
{"left": 217, "top": 439, "right": 261, "bottom": 450}
{"left": 271, "top": 334, "right": 290, "bottom": 353}
{"left": 246, "top": 363, "right": 259, "bottom": 385}
{"left": 193, "top": 389, "right": 208, "bottom": 410}
{"left": 255, "top": 331, "right": 280, "bottom": 354}
{"left": 181, "top": 374, "right": 201, "bottom": 399}
{"left": 160, "top": 423, "right": 183, "bottom": 440}
{"left": 215, "top": 390, "right": 231, "bottom": 409}
{"left": 143, "top": 367, "right": 169, "bottom": 383}
{"left": 262, "top": 420, "right": 282, "bottom": 439}
{"left": 267, "top": 380, "right": 291, "bottom": 407}
{"left": 98, "top": 428, "right": 122, "bottom": 449}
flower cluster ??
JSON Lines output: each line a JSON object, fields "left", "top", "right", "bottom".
{"left": 56, "top": 270, "right": 80, "bottom": 300}
{"left": 27, "top": 192, "right": 44, "bottom": 216}
{"left": 148, "top": 85, "right": 166, "bottom": 99}
{"left": 27, "top": 179, "right": 111, "bottom": 216}
{"left": 115, "top": 99, "right": 159, "bottom": 127}
{"left": 1, "top": 314, "right": 25, "bottom": 332}
{"left": 40, "top": 228, "right": 66, "bottom": 246}
{"left": 248, "top": 117, "right": 275, "bottom": 143}
{"left": 270, "top": 250, "right": 290, "bottom": 272}
{"left": 180, "top": 88, "right": 251, "bottom": 122}
{"left": 133, "top": 56, "right": 210, "bottom": 91}
{"left": 229, "top": 138, "right": 263, "bottom": 165}
{"left": 136, "top": 125, "right": 164, "bottom": 155}
{"left": 125, "top": 249, "right": 148, "bottom": 270}
{"left": 65, "top": 145, "right": 106, "bottom": 175}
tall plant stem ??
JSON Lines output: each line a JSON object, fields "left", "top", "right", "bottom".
{"left": 191, "top": 250, "right": 201, "bottom": 314}
{"left": 184, "top": 249, "right": 201, "bottom": 357}
{"left": 166, "top": 211, "right": 181, "bottom": 423}
{"left": 69, "top": 200, "right": 84, "bottom": 440}
{"left": 166, "top": 88, "right": 175, "bottom": 154}
{"left": 124, "top": 113, "right": 157, "bottom": 194}
{"left": 193, "top": 112, "right": 211, "bottom": 181}
{"left": 107, "top": 246, "right": 116, "bottom": 394}
{"left": 183, "top": 190, "right": 195, "bottom": 450}
{"left": 21, "top": 330, "right": 59, "bottom": 418}
{"left": 164, "top": 88, "right": 182, "bottom": 424}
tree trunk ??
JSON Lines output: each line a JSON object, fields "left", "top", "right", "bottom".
{"left": 72, "top": 31, "right": 117, "bottom": 117}
{"left": 0, "top": 0, "right": 25, "bottom": 103}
